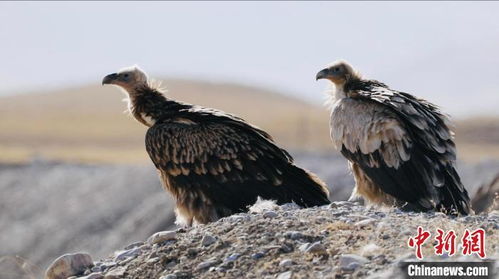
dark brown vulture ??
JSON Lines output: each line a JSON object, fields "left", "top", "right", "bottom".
{"left": 316, "top": 61, "right": 470, "bottom": 215}
{"left": 102, "top": 66, "right": 330, "bottom": 225}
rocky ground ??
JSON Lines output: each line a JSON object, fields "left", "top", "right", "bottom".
{"left": 44, "top": 201, "right": 498, "bottom": 279}
{"left": 1, "top": 156, "right": 498, "bottom": 279}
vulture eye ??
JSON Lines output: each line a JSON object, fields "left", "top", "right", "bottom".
{"left": 123, "top": 73, "right": 130, "bottom": 79}
{"left": 334, "top": 67, "right": 340, "bottom": 72}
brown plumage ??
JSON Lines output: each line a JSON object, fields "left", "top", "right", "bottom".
{"left": 316, "top": 60, "right": 471, "bottom": 215}
{"left": 103, "top": 66, "right": 330, "bottom": 225}
{"left": 472, "top": 173, "right": 499, "bottom": 214}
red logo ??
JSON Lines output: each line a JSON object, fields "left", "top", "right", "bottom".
{"left": 434, "top": 229, "right": 457, "bottom": 256}
{"left": 408, "top": 227, "right": 486, "bottom": 259}
{"left": 461, "top": 229, "right": 486, "bottom": 258}
{"left": 408, "top": 226, "right": 431, "bottom": 259}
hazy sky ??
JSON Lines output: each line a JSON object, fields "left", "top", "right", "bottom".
{"left": 1, "top": 2, "right": 498, "bottom": 118}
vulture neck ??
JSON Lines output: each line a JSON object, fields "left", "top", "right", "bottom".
{"left": 127, "top": 85, "right": 187, "bottom": 127}
{"left": 335, "top": 77, "right": 362, "bottom": 100}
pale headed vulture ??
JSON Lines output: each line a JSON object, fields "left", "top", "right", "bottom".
{"left": 316, "top": 61, "right": 470, "bottom": 215}
{"left": 103, "top": 66, "right": 330, "bottom": 225}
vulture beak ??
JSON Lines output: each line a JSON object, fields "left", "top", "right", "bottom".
{"left": 102, "top": 73, "right": 118, "bottom": 85}
{"left": 315, "top": 68, "right": 330, "bottom": 81}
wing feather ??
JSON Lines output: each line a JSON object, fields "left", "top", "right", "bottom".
{"left": 339, "top": 81, "right": 470, "bottom": 213}
{"left": 145, "top": 117, "right": 305, "bottom": 212}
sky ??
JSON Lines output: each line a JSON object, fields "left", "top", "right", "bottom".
{"left": 1, "top": 2, "right": 498, "bottom": 118}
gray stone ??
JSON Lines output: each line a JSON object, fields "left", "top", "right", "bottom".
{"left": 45, "top": 253, "right": 93, "bottom": 279}
{"left": 114, "top": 246, "right": 143, "bottom": 262}
{"left": 373, "top": 255, "right": 387, "bottom": 265}
{"left": 298, "top": 243, "right": 310, "bottom": 252}
{"left": 159, "top": 275, "right": 177, "bottom": 279}
{"left": 103, "top": 266, "right": 126, "bottom": 279}
{"left": 196, "top": 260, "right": 217, "bottom": 270}
{"left": 342, "top": 262, "right": 361, "bottom": 272}
{"left": 276, "top": 271, "right": 292, "bottom": 279}
{"left": 147, "top": 231, "right": 176, "bottom": 245}
{"left": 360, "top": 243, "right": 381, "bottom": 257}
{"left": 225, "top": 253, "right": 240, "bottom": 262}
{"left": 201, "top": 235, "right": 217, "bottom": 246}
{"left": 285, "top": 231, "right": 304, "bottom": 240}
{"left": 305, "top": 242, "right": 326, "bottom": 254}
{"left": 263, "top": 211, "right": 278, "bottom": 218}
{"left": 99, "top": 262, "right": 116, "bottom": 272}
{"left": 215, "top": 267, "right": 227, "bottom": 272}
{"left": 355, "top": 218, "right": 376, "bottom": 227}
{"left": 280, "top": 203, "right": 300, "bottom": 210}
{"left": 123, "top": 242, "right": 144, "bottom": 250}
{"left": 251, "top": 252, "right": 265, "bottom": 259}
{"left": 79, "top": 273, "right": 103, "bottom": 279}
{"left": 339, "top": 254, "right": 369, "bottom": 268}
{"left": 91, "top": 266, "right": 101, "bottom": 273}
{"left": 279, "top": 259, "right": 293, "bottom": 267}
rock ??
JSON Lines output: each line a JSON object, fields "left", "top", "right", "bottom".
{"left": 342, "top": 262, "right": 361, "bottom": 272}
{"left": 99, "top": 262, "right": 116, "bottom": 272}
{"left": 298, "top": 243, "right": 310, "bottom": 252}
{"left": 305, "top": 242, "right": 326, "bottom": 254}
{"left": 279, "top": 259, "right": 293, "bottom": 267}
{"left": 159, "top": 275, "right": 177, "bottom": 279}
{"left": 263, "top": 211, "right": 278, "bottom": 218}
{"left": 123, "top": 242, "right": 144, "bottom": 250}
{"left": 355, "top": 218, "right": 376, "bottom": 227}
{"left": 373, "top": 255, "right": 387, "bottom": 265}
{"left": 172, "top": 270, "right": 190, "bottom": 278}
{"left": 91, "top": 266, "right": 101, "bottom": 273}
{"left": 79, "top": 272, "right": 103, "bottom": 279}
{"left": 147, "top": 231, "right": 176, "bottom": 245}
{"left": 201, "top": 234, "right": 217, "bottom": 246}
{"left": 114, "top": 246, "right": 143, "bottom": 262}
{"left": 360, "top": 243, "right": 381, "bottom": 257}
{"left": 215, "top": 266, "right": 227, "bottom": 273}
{"left": 285, "top": 231, "right": 304, "bottom": 240}
{"left": 103, "top": 266, "right": 126, "bottom": 279}
{"left": 329, "top": 201, "right": 353, "bottom": 208}
{"left": 196, "top": 259, "right": 217, "bottom": 270}
{"left": 339, "top": 254, "right": 369, "bottom": 269}
{"left": 368, "top": 268, "right": 401, "bottom": 279}
{"left": 45, "top": 253, "right": 93, "bottom": 279}
{"left": 276, "top": 271, "right": 293, "bottom": 279}
{"left": 280, "top": 203, "right": 301, "bottom": 210}
{"left": 225, "top": 253, "right": 240, "bottom": 262}
{"left": 251, "top": 252, "right": 265, "bottom": 259}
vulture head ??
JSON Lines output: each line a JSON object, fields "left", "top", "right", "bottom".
{"left": 316, "top": 60, "right": 360, "bottom": 87}
{"left": 102, "top": 65, "right": 148, "bottom": 93}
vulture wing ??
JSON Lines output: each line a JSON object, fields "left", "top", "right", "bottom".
{"left": 145, "top": 108, "right": 329, "bottom": 214}
{"left": 341, "top": 82, "right": 470, "bottom": 214}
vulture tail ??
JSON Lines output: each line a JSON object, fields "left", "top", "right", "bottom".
{"left": 281, "top": 165, "right": 331, "bottom": 207}
{"left": 437, "top": 167, "right": 471, "bottom": 215}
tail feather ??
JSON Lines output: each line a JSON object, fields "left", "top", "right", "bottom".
{"left": 437, "top": 169, "right": 471, "bottom": 215}
{"left": 281, "top": 165, "right": 331, "bottom": 207}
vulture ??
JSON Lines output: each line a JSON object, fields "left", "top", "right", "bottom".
{"left": 316, "top": 61, "right": 470, "bottom": 215}
{"left": 102, "top": 66, "right": 330, "bottom": 225}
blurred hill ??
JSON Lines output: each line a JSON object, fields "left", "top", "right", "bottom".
{"left": 0, "top": 80, "right": 330, "bottom": 164}
{"left": 0, "top": 79, "right": 498, "bottom": 163}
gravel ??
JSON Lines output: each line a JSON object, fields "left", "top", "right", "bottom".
{"left": 71, "top": 202, "right": 498, "bottom": 279}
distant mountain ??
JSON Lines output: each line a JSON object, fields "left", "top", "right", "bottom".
{"left": 0, "top": 79, "right": 497, "bottom": 163}
{"left": 0, "top": 79, "right": 331, "bottom": 163}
